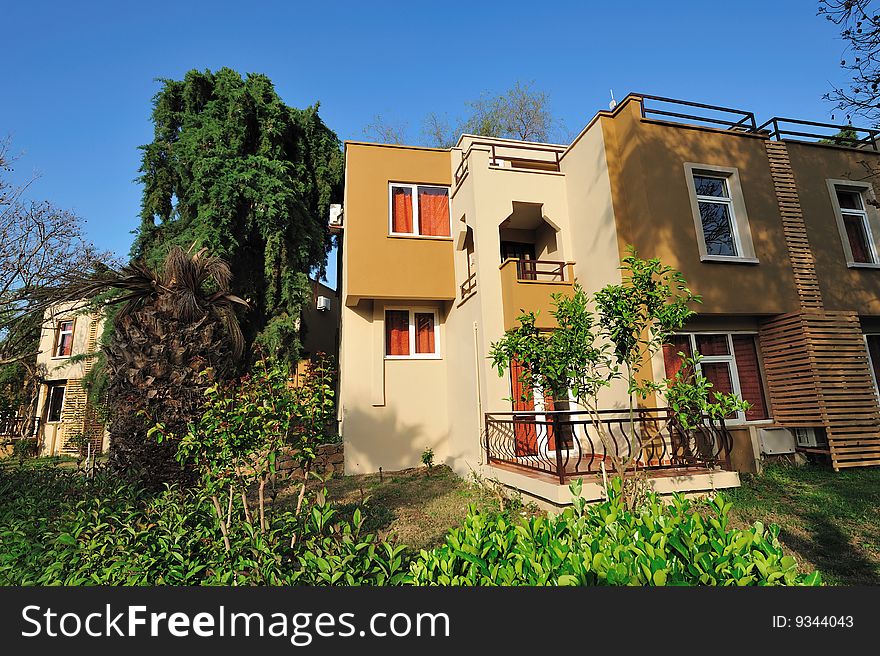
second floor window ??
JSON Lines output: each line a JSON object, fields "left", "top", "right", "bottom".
{"left": 835, "top": 187, "right": 877, "bottom": 264}
{"left": 693, "top": 174, "right": 738, "bottom": 257}
{"left": 54, "top": 320, "right": 74, "bottom": 357}
{"left": 390, "top": 184, "right": 450, "bottom": 237}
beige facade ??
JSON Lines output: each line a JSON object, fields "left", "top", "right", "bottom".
{"left": 34, "top": 301, "right": 107, "bottom": 456}
{"left": 338, "top": 92, "right": 880, "bottom": 502}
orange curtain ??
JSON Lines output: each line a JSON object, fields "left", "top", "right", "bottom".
{"left": 392, "top": 187, "right": 413, "bottom": 233}
{"left": 418, "top": 187, "right": 449, "bottom": 236}
{"left": 415, "top": 313, "right": 435, "bottom": 354}
{"left": 385, "top": 310, "right": 410, "bottom": 355}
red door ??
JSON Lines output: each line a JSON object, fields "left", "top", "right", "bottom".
{"left": 510, "top": 358, "right": 539, "bottom": 456}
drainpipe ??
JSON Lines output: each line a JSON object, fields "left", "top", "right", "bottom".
{"left": 473, "top": 321, "right": 484, "bottom": 463}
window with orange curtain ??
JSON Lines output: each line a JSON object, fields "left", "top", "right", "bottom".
{"left": 385, "top": 310, "right": 410, "bottom": 356}
{"left": 414, "top": 312, "right": 435, "bottom": 354}
{"left": 55, "top": 320, "right": 74, "bottom": 357}
{"left": 390, "top": 186, "right": 413, "bottom": 234}
{"left": 384, "top": 308, "right": 440, "bottom": 358}
{"left": 417, "top": 186, "right": 450, "bottom": 237}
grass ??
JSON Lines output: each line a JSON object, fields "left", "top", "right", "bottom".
{"left": 302, "top": 465, "right": 523, "bottom": 551}
{"left": 727, "top": 463, "right": 880, "bottom": 585}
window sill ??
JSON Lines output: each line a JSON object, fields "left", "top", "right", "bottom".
{"left": 388, "top": 234, "right": 454, "bottom": 241}
{"left": 847, "top": 261, "right": 880, "bottom": 269}
{"left": 50, "top": 356, "right": 72, "bottom": 360}
{"left": 384, "top": 355, "right": 442, "bottom": 361}
{"left": 699, "top": 255, "right": 759, "bottom": 265}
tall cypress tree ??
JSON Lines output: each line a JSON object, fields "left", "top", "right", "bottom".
{"left": 133, "top": 68, "right": 342, "bottom": 362}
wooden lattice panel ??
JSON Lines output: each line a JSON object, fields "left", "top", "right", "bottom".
{"left": 759, "top": 312, "right": 880, "bottom": 470}
{"left": 765, "top": 141, "right": 824, "bottom": 310}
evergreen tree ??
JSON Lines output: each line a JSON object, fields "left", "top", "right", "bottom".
{"left": 133, "top": 68, "right": 342, "bottom": 363}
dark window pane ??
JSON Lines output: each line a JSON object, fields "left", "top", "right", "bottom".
{"left": 732, "top": 335, "right": 769, "bottom": 421}
{"left": 836, "top": 188, "right": 863, "bottom": 211}
{"left": 698, "top": 201, "right": 738, "bottom": 256}
{"left": 702, "top": 362, "right": 734, "bottom": 399}
{"left": 843, "top": 213, "right": 874, "bottom": 263}
{"left": 694, "top": 175, "right": 728, "bottom": 198}
{"left": 663, "top": 335, "right": 693, "bottom": 379}
{"left": 696, "top": 334, "right": 730, "bottom": 356}
{"left": 47, "top": 386, "right": 65, "bottom": 422}
{"left": 867, "top": 335, "right": 880, "bottom": 395}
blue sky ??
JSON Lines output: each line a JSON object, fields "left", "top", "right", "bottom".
{"left": 2, "top": 0, "right": 853, "bottom": 288}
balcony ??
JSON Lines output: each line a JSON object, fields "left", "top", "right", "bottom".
{"left": 499, "top": 258, "right": 574, "bottom": 330}
{"left": 484, "top": 408, "right": 733, "bottom": 485}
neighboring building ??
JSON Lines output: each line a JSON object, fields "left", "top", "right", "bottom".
{"left": 33, "top": 281, "right": 340, "bottom": 456}
{"left": 35, "top": 302, "right": 107, "bottom": 456}
{"left": 336, "top": 93, "right": 880, "bottom": 505}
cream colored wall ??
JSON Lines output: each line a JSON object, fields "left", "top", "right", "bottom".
{"left": 36, "top": 302, "right": 100, "bottom": 381}
{"left": 444, "top": 169, "right": 487, "bottom": 476}
{"left": 560, "top": 118, "right": 632, "bottom": 409}
{"left": 34, "top": 302, "right": 106, "bottom": 456}
{"left": 340, "top": 298, "right": 451, "bottom": 474}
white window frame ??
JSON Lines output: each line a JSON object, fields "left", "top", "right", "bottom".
{"left": 45, "top": 384, "right": 66, "bottom": 423}
{"left": 672, "top": 331, "right": 771, "bottom": 425}
{"left": 684, "top": 163, "right": 758, "bottom": 264}
{"left": 53, "top": 319, "right": 75, "bottom": 358}
{"left": 383, "top": 307, "right": 441, "bottom": 360}
{"left": 388, "top": 183, "right": 451, "bottom": 239}
{"left": 827, "top": 180, "right": 880, "bottom": 268}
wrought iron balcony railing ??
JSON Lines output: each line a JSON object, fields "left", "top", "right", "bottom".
{"left": 484, "top": 408, "right": 732, "bottom": 485}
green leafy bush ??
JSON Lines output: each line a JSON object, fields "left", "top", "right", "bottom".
{"left": 408, "top": 479, "right": 821, "bottom": 586}
{"left": 0, "top": 465, "right": 819, "bottom": 586}
{"left": 0, "top": 465, "right": 404, "bottom": 586}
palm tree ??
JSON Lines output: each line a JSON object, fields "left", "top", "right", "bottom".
{"left": 50, "top": 247, "right": 248, "bottom": 485}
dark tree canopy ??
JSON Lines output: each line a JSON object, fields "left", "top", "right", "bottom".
{"left": 133, "top": 68, "right": 343, "bottom": 362}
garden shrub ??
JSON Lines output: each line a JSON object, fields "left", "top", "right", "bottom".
{"left": 0, "top": 465, "right": 819, "bottom": 586}
{"left": 408, "top": 478, "right": 821, "bottom": 586}
{"left": 0, "top": 464, "right": 407, "bottom": 586}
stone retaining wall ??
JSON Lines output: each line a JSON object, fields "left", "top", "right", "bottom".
{"left": 276, "top": 442, "right": 344, "bottom": 478}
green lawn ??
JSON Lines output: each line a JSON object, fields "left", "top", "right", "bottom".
{"left": 727, "top": 464, "right": 880, "bottom": 585}
{"left": 298, "top": 465, "right": 515, "bottom": 551}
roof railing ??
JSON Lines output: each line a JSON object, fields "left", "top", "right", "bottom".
{"left": 637, "top": 93, "right": 757, "bottom": 132}
{"left": 756, "top": 116, "right": 880, "bottom": 151}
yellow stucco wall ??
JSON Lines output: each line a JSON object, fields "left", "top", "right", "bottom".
{"left": 342, "top": 142, "right": 455, "bottom": 305}
{"left": 785, "top": 141, "right": 880, "bottom": 315}
{"left": 599, "top": 97, "right": 801, "bottom": 316}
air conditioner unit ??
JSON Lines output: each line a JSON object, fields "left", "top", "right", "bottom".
{"left": 316, "top": 295, "right": 331, "bottom": 312}
{"left": 759, "top": 427, "right": 796, "bottom": 455}
{"left": 328, "top": 204, "right": 343, "bottom": 227}
{"left": 794, "top": 428, "right": 821, "bottom": 448}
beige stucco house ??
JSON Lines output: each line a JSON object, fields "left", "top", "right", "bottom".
{"left": 335, "top": 93, "right": 880, "bottom": 506}
{"left": 34, "top": 301, "right": 107, "bottom": 456}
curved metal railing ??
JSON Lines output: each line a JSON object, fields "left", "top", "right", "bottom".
{"left": 484, "top": 408, "right": 732, "bottom": 484}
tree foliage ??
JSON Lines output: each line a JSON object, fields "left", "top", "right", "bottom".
{"left": 0, "top": 137, "right": 111, "bottom": 416}
{"left": 133, "top": 68, "right": 343, "bottom": 363}
{"left": 820, "top": 0, "right": 880, "bottom": 124}
{"left": 50, "top": 247, "right": 248, "bottom": 486}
